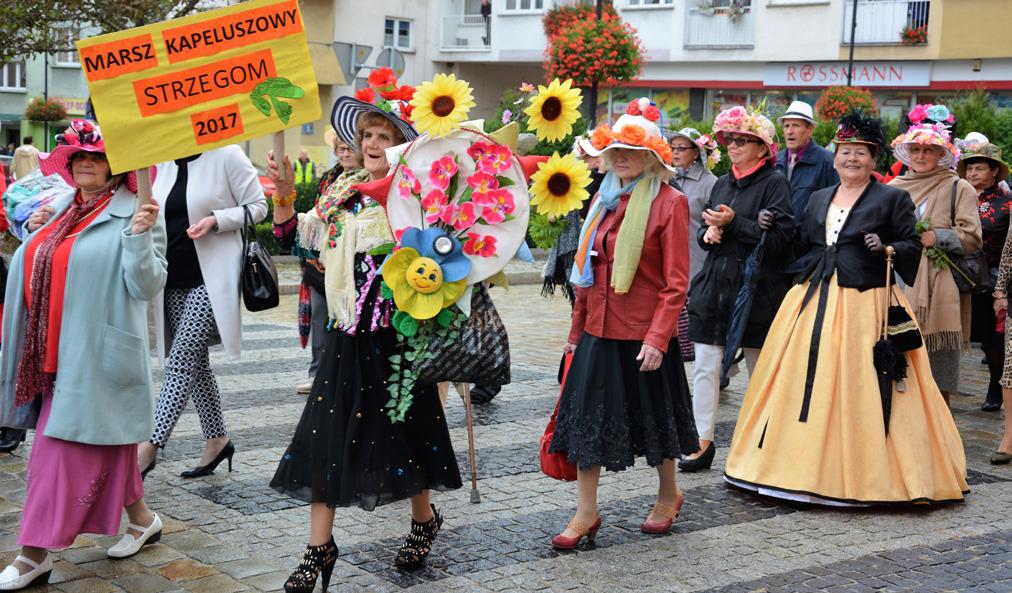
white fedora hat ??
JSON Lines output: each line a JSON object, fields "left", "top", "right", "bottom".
{"left": 778, "top": 100, "right": 817, "bottom": 126}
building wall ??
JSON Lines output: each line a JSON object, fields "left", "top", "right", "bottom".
{"left": 936, "top": 0, "right": 1011, "bottom": 59}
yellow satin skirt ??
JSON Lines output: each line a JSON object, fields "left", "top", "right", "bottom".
{"left": 724, "top": 276, "right": 968, "bottom": 506}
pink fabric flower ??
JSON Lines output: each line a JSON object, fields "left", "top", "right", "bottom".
{"left": 488, "top": 188, "right": 515, "bottom": 215}
{"left": 466, "top": 171, "right": 499, "bottom": 195}
{"left": 477, "top": 144, "right": 513, "bottom": 175}
{"left": 464, "top": 233, "right": 498, "bottom": 257}
{"left": 438, "top": 203, "right": 458, "bottom": 227}
{"left": 480, "top": 204, "right": 506, "bottom": 224}
{"left": 467, "top": 141, "right": 494, "bottom": 163}
{"left": 397, "top": 166, "right": 422, "bottom": 199}
{"left": 429, "top": 155, "right": 458, "bottom": 190}
{"left": 908, "top": 104, "right": 929, "bottom": 125}
{"left": 715, "top": 106, "right": 747, "bottom": 129}
{"left": 422, "top": 190, "right": 448, "bottom": 224}
{"left": 452, "top": 202, "right": 478, "bottom": 231}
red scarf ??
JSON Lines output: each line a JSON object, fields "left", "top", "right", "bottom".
{"left": 15, "top": 188, "right": 114, "bottom": 406}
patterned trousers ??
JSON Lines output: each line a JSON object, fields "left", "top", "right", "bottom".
{"left": 150, "top": 285, "right": 227, "bottom": 447}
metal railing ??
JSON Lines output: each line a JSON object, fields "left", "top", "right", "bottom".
{"left": 841, "top": 0, "right": 931, "bottom": 45}
{"left": 440, "top": 15, "right": 492, "bottom": 51}
{"left": 684, "top": 7, "right": 755, "bottom": 49}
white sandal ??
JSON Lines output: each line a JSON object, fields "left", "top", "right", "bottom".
{"left": 0, "top": 553, "right": 53, "bottom": 591}
{"left": 107, "top": 513, "right": 162, "bottom": 559}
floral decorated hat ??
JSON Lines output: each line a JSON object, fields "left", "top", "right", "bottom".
{"left": 40, "top": 119, "right": 153, "bottom": 193}
{"left": 712, "top": 105, "right": 779, "bottom": 162}
{"left": 903, "top": 103, "right": 955, "bottom": 132}
{"left": 833, "top": 109, "right": 890, "bottom": 158}
{"left": 668, "top": 127, "right": 721, "bottom": 171}
{"left": 586, "top": 98, "right": 676, "bottom": 172}
{"left": 331, "top": 67, "right": 418, "bottom": 148}
{"left": 957, "top": 137, "right": 1009, "bottom": 182}
{"left": 891, "top": 123, "right": 960, "bottom": 169}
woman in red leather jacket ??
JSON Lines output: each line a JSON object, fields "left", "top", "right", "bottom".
{"left": 547, "top": 98, "right": 699, "bottom": 548}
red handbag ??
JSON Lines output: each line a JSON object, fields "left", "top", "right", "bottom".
{"left": 540, "top": 352, "right": 578, "bottom": 481}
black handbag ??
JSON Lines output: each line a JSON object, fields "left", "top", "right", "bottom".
{"left": 240, "top": 205, "right": 279, "bottom": 311}
{"left": 946, "top": 181, "right": 989, "bottom": 294}
{"left": 415, "top": 283, "right": 511, "bottom": 386}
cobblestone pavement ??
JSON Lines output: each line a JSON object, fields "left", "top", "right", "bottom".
{"left": 1, "top": 284, "right": 1009, "bottom": 593}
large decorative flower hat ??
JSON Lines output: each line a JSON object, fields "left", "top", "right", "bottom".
{"left": 891, "top": 123, "right": 960, "bottom": 169}
{"left": 332, "top": 67, "right": 418, "bottom": 148}
{"left": 669, "top": 127, "right": 721, "bottom": 171}
{"left": 956, "top": 136, "right": 1009, "bottom": 182}
{"left": 359, "top": 115, "right": 546, "bottom": 318}
{"left": 712, "top": 105, "right": 779, "bottom": 162}
{"left": 40, "top": 119, "right": 153, "bottom": 192}
{"left": 585, "top": 97, "right": 676, "bottom": 172}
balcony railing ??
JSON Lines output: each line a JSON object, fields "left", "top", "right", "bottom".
{"left": 684, "top": 7, "right": 755, "bottom": 49}
{"left": 440, "top": 15, "right": 491, "bottom": 51}
{"left": 841, "top": 0, "right": 931, "bottom": 45}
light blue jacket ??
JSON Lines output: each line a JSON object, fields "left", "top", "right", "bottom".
{"left": 0, "top": 186, "right": 167, "bottom": 445}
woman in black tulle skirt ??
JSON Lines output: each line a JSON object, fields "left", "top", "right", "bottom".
{"left": 548, "top": 99, "right": 698, "bottom": 549}
{"left": 266, "top": 88, "right": 460, "bottom": 593}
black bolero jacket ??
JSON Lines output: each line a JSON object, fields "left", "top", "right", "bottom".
{"left": 788, "top": 180, "right": 921, "bottom": 289}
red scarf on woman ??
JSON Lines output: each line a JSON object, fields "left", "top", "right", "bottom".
{"left": 15, "top": 187, "right": 115, "bottom": 406}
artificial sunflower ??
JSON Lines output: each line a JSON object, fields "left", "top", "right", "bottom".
{"left": 524, "top": 78, "right": 583, "bottom": 142}
{"left": 529, "top": 152, "right": 592, "bottom": 219}
{"left": 409, "top": 73, "right": 475, "bottom": 138}
{"left": 380, "top": 227, "right": 472, "bottom": 320}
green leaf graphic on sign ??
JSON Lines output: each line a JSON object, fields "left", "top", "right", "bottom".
{"left": 250, "top": 77, "right": 304, "bottom": 124}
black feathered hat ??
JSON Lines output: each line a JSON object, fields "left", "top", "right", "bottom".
{"left": 834, "top": 109, "right": 890, "bottom": 159}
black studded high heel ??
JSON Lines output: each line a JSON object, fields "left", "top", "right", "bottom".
{"left": 180, "top": 440, "right": 234, "bottom": 478}
{"left": 284, "top": 537, "right": 338, "bottom": 593}
{"left": 394, "top": 505, "right": 443, "bottom": 569}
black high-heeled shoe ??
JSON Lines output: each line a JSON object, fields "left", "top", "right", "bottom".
{"left": 394, "top": 505, "right": 443, "bottom": 569}
{"left": 677, "top": 442, "right": 716, "bottom": 472}
{"left": 284, "top": 537, "right": 338, "bottom": 593}
{"left": 180, "top": 441, "right": 235, "bottom": 478}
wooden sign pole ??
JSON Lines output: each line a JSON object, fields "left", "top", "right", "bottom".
{"left": 135, "top": 167, "right": 153, "bottom": 205}
{"left": 273, "top": 131, "right": 286, "bottom": 182}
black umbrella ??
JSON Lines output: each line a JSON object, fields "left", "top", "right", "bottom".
{"left": 720, "top": 231, "right": 769, "bottom": 383}
{"left": 872, "top": 246, "right": 908, "bottom": 435}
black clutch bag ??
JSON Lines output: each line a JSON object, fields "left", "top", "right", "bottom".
{"left": 886, "top": 302, "right": 922, "bottom": 352}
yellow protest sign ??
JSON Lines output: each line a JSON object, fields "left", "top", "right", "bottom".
{"left": 77, "top": 0, "right": 320, "bottom": 174}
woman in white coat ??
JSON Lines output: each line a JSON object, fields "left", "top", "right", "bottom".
{"left": 137, "top": 145, "right": 267, "bottom": 478}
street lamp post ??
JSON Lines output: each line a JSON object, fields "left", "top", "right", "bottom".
{"left": 846, "top": 0, "right": 858, "bottom": 86}
{"left": 587, "top": 0, "right": 603, "bottom": 124}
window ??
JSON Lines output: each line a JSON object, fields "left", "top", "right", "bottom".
{"left": 504, "top": 0, "right": 544, "bottom": 11}
{"left": 54, "top": 24, "right": 81, "bottom": 66}
{"left": 384, "top": 18, "right": 412, "bottom": 50}
{"left": 628, "top": 0, "right": 674, "bottom": 6}
{"left": 0, "top": 62, "right": 26, "bottom": 91}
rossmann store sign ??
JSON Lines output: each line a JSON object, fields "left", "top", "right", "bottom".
{"left": 764, "top": 61, "right": 931, "bottom": 88}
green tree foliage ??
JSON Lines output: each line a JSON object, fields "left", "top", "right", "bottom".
{"left": 0, "top": 0, "right": 203, "bottom": 61}
{"left": 951, "top": 87, "right": 999, "bottom": 141}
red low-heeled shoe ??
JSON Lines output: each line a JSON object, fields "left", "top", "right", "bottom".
{"left": 640, "top": 493, "right": 685, "bottom": 534}
{"left": 551, "top": 515, "right": 602, "bottom": 550}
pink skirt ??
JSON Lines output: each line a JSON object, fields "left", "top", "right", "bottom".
{"left": 17, "top": 393, "right": 144, "bottom": 549}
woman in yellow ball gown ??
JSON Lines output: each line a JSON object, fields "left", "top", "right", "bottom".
{"left": 723, "top": 111, "right": 968, "bottom": 506}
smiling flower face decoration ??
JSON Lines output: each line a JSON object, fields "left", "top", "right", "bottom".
{"left": 381, "top": 227, "right": 472, "bottom": 320}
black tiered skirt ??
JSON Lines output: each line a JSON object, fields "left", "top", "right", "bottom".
{"left": 549, "top": 333, "right": 699, "bottom": 472}
{"left": 270, "top": 324, "right": 462, "bottom": 511}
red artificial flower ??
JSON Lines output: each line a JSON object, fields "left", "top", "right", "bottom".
{"left": 355, "top": 87, "right": 376, "bottom": 103}
{"left": 368, "top": 67, "right": 397, "bottom": 89}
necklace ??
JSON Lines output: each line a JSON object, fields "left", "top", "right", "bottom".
{"left": 64, "top": 194, "right": 113, "bottom": 238}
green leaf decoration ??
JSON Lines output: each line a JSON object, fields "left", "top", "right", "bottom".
{"left": 496, "top": 175, "right": 515, "bottom": 187}
{"left": 436, "top": 308, "right": 454, "bottom": 328}
{"left": 251, "top": 95, "right": 271, "bottom": 117}
{"left": 458, "top": 187, "right": 474, "bottom": 204}
{"left": 380, "top": 281, "right": 394, "bottom": 300}
{"left": 392, "top": 311, "right": 418, "bottom": 337}
{"left": 370, "top": 242, "right": 395, "bottom": 256}
{"left": 249, "top": 77, "right": 304, "bottom": 124}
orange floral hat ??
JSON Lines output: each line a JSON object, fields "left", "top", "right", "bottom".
{"left": 585, "top": 98, "right": 676, "bottom": 173}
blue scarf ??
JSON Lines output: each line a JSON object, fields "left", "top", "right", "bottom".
{"left": 569, "top": 171, "right": 642, "bottom": 288}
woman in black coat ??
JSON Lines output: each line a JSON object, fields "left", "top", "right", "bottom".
{"left": 682, "top": 106, "right": 794, "bottom": 471}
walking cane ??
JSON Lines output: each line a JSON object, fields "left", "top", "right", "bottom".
{"left": 882, "top": 246, "right": 894, "bottom": 341}
{"left": 461, "top": 384, "right": 481, "bottom": 503}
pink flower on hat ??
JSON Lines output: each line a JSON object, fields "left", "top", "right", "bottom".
{"left": 476, "top": 144, "right": 513, "bottom": 176}
{"left": 907, "top": 104, "right": 929, "bottom": 125}
{"left": 464, "top": 232, "right": 497, "bottom": 257}
{"left": 429, "top": 155, "right": 457, "bottom": 190}
{"left": 397, "top": 166, "right": 422, "bottom": 199}
{"left": 421, "top": 189, "right": 448, "bottom": 224}
{"left": 715, "top": 106, "right": 747, "bottom": 129}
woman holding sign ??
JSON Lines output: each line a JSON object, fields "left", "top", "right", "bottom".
{"left": 269, "top": 78, "right": 463, "bottom": 591}
{"left": 0, "top": 120, "right": 167, "bottom": 590}
{"left": 136, "top": 145, "right": 267, "bottom": 480}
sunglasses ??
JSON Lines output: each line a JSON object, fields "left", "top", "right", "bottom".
{"left": 723, "top": 136, "right": 761, "bottom": 147}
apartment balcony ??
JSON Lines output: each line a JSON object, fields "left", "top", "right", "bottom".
{"left": 440, "top": 15, "right": 492, "bottom": 52}
{"left": 841, "top": 0, "right": 931, "bottom": 45}
{"left": 684, "top": 6, "right": 755, "bottom": 49}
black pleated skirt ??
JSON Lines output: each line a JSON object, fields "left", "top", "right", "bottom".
{"left": 549, "top": 333, "right": 699, "bottom": 472}
{"left": 270, "top": 326, "right": 462, "bottom": 511}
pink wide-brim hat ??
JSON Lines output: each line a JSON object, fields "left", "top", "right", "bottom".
{"left": 39, "top": 120, "right": 154, "bottom": 193}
